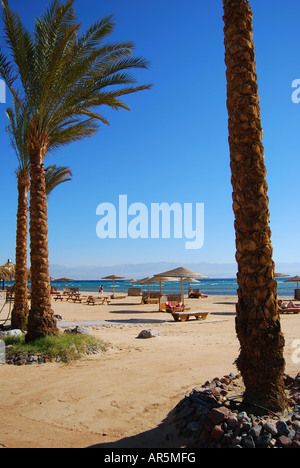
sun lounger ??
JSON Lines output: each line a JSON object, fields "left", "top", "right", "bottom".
{"left": 169, "top": 311, "right": 209, "bottom": 322}
{"left": 144, "top": 297, "right": 160, "bottom": 304}
{"left": 188, "top": 289, "right": 208, "bottom": 298}
{"left": 279, "top": 307, "right": 300, "bottom": 314}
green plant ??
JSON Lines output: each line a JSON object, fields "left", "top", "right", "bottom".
{"left": 3, "top": 332, "right": 108, "bottom": 363}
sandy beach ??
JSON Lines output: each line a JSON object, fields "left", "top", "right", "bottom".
{"left": 0, "top": 293, "right": 299, "bottom": 449}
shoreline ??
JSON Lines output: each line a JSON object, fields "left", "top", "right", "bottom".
{"left": 0, "top": 293, "right": 299, "bottom": 448}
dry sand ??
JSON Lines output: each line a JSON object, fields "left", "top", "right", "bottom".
{"left": 0, "top": 293, "right": 299, "bottom": 448}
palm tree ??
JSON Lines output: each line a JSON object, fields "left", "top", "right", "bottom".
{"left": 5, "top": 102, "right": 30, "bottom": 329}
{"left": 223, "top": 0, "right": 287, "bottom": 412}
{"left": 0, "top": 0, "right": 151, "bottom": 341}
{"left": 6, "top": 102, "right": 72, "bottom": 330}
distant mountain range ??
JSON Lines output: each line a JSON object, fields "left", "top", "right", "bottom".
{"left": 49, "top": 261, "right": 300, "bottom": 280}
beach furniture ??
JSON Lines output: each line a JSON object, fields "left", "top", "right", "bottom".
{"left": 141, "top": 292, "right": 161, "bottom": 304}
{"left": 188, "top": 289, "right": 208, "bottom": 298}
{"left": 168, "top": 311, "right": 209, "bottom": 322}
{"left": 128, "top": 288, "right": 142, "bottom": 296}
{"left": 279, "top": 307, "right": 300, "bottom": 314}
{"left": 53, "top": 294, "right": 63, "bottom": 301}
{"left": 85, "top": 296, "right": 111, "bottom": 305}
{"left": 160, "top": 301, "right": 191, "bottom": 312}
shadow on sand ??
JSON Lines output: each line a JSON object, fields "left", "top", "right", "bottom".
{"left": 88, "top": 410, "right": 185, "bottom": 449}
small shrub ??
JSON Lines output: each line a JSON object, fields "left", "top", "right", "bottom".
{"left": 3, "top": 332, "right": 108, "bottom": 364}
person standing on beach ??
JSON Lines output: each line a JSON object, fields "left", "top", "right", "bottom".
{"left": 99, "top": 285, "right": 103, "bottom": 295}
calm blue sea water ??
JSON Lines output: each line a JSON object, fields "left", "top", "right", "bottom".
{"left": 46, "top": 277, "right": 295, "bottom": 296}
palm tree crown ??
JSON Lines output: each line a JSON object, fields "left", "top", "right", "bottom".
{"left": 0, "top": 0, "right": 151, "bottom": 156}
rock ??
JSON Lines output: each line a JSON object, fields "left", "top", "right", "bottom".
{"left": 227, "top": 414, "right": 239, "bottom": 428}
{"left": 137, "top": 329, "right": 161, "bottom": 339}
{"left": 211, "top": 425, "right": 224, "bottom": 441}
{"left": 276, "top": 420, "right": 290, "bottom": 437}
{"left": 277, "top": 435, "right": 292, "bottom": 448}
{"left": 255, "top": 433, "right": 272, "bottom": 448}
{"left": 249, "top": 424, "right": 262, "bottom": 438}
{"left": 64, "top": 326, "right": 91, "bottom": 335}
{"left": 237, "top": 411, "right": 251, "bottom": 423}
{"left": 263, "top": 421, "right": 278, "bottom": 436}
{"left": 0, "top": 329, "right": 22, "bottom": 337}
{"left": 208, "top": 407, "right": 230, "bottom": 425}
{"left": 243, "top": 435, "right": 255, "bottom": 448}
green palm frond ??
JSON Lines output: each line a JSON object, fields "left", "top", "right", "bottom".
{"left": 5, "top": 97, "right": 30, "bottom": 171}
{"left": 45, "top": 164, "right": 72, "bottom": 196}
{"left": 0, "top": 0, "right": 152, "bottom": 154}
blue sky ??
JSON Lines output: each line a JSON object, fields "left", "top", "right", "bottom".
{"left": 0, "top": 0, "right": 299, "bottom": 274}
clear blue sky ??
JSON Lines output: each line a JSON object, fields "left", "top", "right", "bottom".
{"left": 0, "top": 0, "right": 299, "bottom": 273}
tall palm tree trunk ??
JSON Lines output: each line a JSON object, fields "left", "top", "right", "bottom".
{"left": 26, "top": 146, "right": 58, "bottom": 342}
{"left": 11, "top": 170, "right": 30, "bottom": 329}
{"left": 223, "top": 0, "right": 287, "bottom": 412}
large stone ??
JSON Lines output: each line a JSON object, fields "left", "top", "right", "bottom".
{"left": 208, "top": 407, "right": 230, "bottom": 425}
{"left": 137, "top": 329, "right": 161, "bottom": 339}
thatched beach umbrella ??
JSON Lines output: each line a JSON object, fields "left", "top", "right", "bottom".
{"left": 56, "top": 277, "right": 74, "bottom": 288}
{"left": 284, "top": 275, "right": 300, "bottom": 289}
{"left": 126, "top": 278, "right": 138, "bottom": 287}
{"left": 102, "top": 275, "right": 125, "bottom": 296}
{"left": 139, "top": 277, "right": 152, "bottom": 293}
{"left": 140, "top": 276, "right": 178, "bottom": 294}
{"left": 154, "top": 267, "right": 208, "bottom": 304}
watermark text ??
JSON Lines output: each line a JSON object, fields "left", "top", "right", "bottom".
{"left": 96, "top": 195, "right": 204, "bottom": 250}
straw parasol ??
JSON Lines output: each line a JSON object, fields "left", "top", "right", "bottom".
{"left": 140, "top": 276, "right": 178, "bottom": 294}
{"left": 56, "top": 277, "right": 74, "bottom": 288}
{"left": 283, "top": 275, "right": 300, "bottom": 289}
{"left": 126, "top": 278, "right": 138, "bottom": 287}
{"left": 102, "top": 275, "right": 125, "bottom": 296}
{"left": 139, "top": 277, "right": 152, "bottom": 294}
{"left": 154, "top": 267, "right": 208, "bottom": 304}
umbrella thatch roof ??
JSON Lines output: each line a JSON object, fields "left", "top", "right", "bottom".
{"left": 284, "top": 276, "right": 300, "bottom": 288}
{"left": 284, "top": 275, "right": 300, "bottom": 282}
{"left": 154, "top": 267, "right": 208, "bottom": 279}
{"left": 140, "top": 276, "right": 178, "bottom": 284}
{"left": 102, "top": 275, "right": 125, "bottom": 280}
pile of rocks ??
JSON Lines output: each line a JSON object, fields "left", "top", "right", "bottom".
{"left": 166, "top": 373, "right": 300, "bottom": 448}
{"left": 7, "top": 352, "right": 61, "bottom": 365}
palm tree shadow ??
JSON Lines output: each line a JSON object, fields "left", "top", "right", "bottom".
{"left": 87, "top": 415, "right": 185, "bottom": 449}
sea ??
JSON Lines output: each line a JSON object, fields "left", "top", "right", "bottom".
{"left": 45, "top": 277, "right": 295, "bottom": 297}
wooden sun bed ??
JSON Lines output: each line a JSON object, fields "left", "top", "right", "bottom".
{"left": 168, "top": 311, "right": 209, "bottom": 322}
{"left": 279, "top": 307, "right": 300, "bottom": 315}
{"left": 188, "top": 289, "right": 208, "bottom": 298}
{"left": 144, "top": 297, "right": 160, "bottom": 304}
